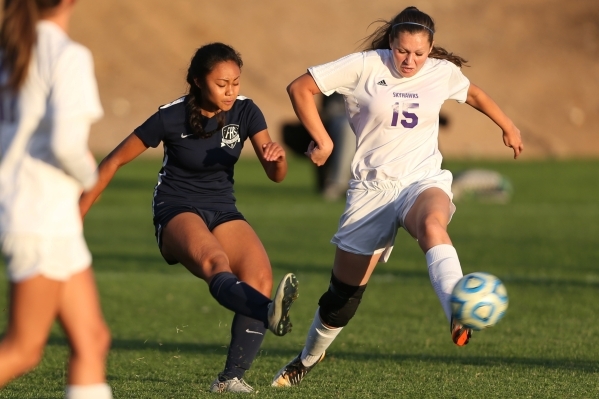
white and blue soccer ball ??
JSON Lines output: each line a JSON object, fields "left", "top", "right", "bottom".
{"left": 450, "top": 272, "right": 508, "bottom": 331}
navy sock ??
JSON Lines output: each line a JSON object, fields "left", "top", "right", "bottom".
{"left": 208, "top": 272, "right": 270, "bottom": 326}
{"left": 221, "top": 314, "right": 267, "bottom": 380}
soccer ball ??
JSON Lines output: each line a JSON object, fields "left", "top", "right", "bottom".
{"left": 450, "top": 272, "right": 508, "bottom": 331}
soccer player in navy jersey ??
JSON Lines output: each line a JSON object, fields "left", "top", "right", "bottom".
{"left": 80, "top": 42, "right": 298, "bottom": 393}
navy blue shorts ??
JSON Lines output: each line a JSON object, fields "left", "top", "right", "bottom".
{"left": 153, "top": 202, "right": 246, "bottom": 265}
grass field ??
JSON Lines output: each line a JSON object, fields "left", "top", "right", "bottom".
{"left": 1, "top": 157, "right": 598, "bottom": 398}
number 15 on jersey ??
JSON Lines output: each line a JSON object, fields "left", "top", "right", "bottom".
{"left": 391, "top": 102, "right": 419, "bottom": 129}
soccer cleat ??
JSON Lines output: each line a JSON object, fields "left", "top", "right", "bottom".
{"left": 451, "top": 317, "right": 472, "bottom": 346}
{"left": 209, "top": 374, "right": 254, "bottom": 393}
{"left": 271, "top": 351, "right": 325, "bottom": 387}
{"left": 268, "top": 273, "right": 299, "bottom": 336}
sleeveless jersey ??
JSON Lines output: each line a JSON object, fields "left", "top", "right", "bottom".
{"left": 308, "top": 50, "right": 470, "bottom": 183}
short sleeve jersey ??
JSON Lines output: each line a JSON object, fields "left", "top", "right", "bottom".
{"left": 308, "top": 50, "right": 470, "bottom": 183}
{"left": 0, "top": 21, "right": 103, "bottom": 236}
{"left": 134, "top": 95, "right": 266, "bottom": 210}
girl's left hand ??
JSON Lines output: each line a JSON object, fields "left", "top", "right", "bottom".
{"left": 262, "top": 142, "right": 286, "bottom": 163}
{"left": 503, "top": 123, "right": 523, "bottom": 159}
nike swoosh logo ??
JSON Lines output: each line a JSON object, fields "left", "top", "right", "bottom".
{"left": 181, "top": 133, "right": 194, "bottom": 138}
{"left": 246, "top": 329, "right": 264, "bottom": 335}
{"left": 236, "top": 281, "right": 243, "bottom": 284}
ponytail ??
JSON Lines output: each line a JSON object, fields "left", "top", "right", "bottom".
{"left": 429, "top": 46, "right": 468, "bottom": 68}
{"left": 0, "top": 0, "right": 61, "bottom": 92}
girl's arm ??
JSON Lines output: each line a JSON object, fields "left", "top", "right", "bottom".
{"left": 250, "top": 130, "right": 287, "bottom": 183}
{"left": 287, "top": 73, "right": 334, "bottom": 166}
{"left": 79, "top": 133, "right": 148, "bottom": 217}
{"left": 466, "top": 83, "right": 523, "bottom": 159}
{"left": 51, "top": 117, "right": 99, "bottom": 191}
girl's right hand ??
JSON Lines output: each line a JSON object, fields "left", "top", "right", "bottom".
{"left": 305, "top": 140, "right": 333, "bottom": 166}
{"left": 502, "top": 123, "right": 523, "bottom": 159}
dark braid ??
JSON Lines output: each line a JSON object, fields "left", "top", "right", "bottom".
{"left": 185, "top": 43, "right": 243, "bottom": 138}
{"left": 361, "top": 6, "right": 468, "bottom": 68}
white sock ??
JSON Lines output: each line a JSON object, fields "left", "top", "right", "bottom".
{"left": 426, "top": 244, "right": 464, "bottom": 322}
{"left": 300, "top": 308, "right": 343, "bottom": 367}
{"left": 65, "top": 383, "right": 113, "bottom": 399}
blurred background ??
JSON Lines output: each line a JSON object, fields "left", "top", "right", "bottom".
{"left": 71, "top": 0, "right": 599, "bottom": 160}
{"left": 2, "top": 2, "right": 599, "bottom": 396}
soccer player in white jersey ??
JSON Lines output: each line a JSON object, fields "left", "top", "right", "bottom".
{"left": 272, "top": 6, "right": 523, "bottom": 387}
{"left": 0, "top": 0, "right": 112, "bottom": 398}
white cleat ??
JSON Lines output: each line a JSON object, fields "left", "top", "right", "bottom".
{"left": 209, "top": 375, "right": 254, "bottom": 393}
{"left": 268, "top": 273, "right": 299, "bottom": 336}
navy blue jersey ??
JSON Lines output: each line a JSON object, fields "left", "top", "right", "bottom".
{"left": 134, "top": 95, "right": 267, "bottom": 209}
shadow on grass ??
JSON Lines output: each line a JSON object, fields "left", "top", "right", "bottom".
{"left": 325, "top": 350, "right": 599, "bottom": 373}
{"left": 500, "top": 275, "right": 599, "bottom": 288}
{"left": 87, "top": 255, "right": 599, "bottom": 288}
{"left": 43, "top": 336, "right": 599, "bottom": 374}
{"left": 273, "top": 262, "right": 599, "bottom": 289}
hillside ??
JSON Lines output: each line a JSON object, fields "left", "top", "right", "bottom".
{"left": 69, "top": 0, "right": 599, "bottom": 159}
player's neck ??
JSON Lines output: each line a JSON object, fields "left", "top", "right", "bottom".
{"left": 200, "top": 108, "right": 222, "bottom": 119}
{"left": 40, "top": 7, "right": 73, "bottom": 34}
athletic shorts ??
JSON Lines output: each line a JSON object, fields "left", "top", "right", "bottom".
{"left": 1, "top": 233, "right": 91, "bottom": 282}
{"left": 153, "top": 202, "right": 246, "bottom": 265}
{"left": 331, "top": 169, "right": 456, "bottom": 263}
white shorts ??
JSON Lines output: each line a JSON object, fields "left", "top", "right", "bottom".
{"left": 1, "top": 233, "right": 92, "bottom": 282}
{"left": 331, "top": 170, "right": 456, "bottom": 263}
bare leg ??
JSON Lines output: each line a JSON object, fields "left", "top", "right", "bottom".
{"left": 332, "top": 247, "right": 382, "bottom": 286}
{"left": 213, "top": 220, "right": 273, "bottom": 297}
{"left": 403, "top": 187, "right": 453, "bottom": 252}
{"left": 160, "top": 213, "right": 273, "bottom": 324}
{"left": 57, "top": 268, "right": 111, "bottom": 385}
{"left": 163, "top": 216, "right": 280, "bottom": 387}
{"left": 0, "top": 276, "right": 61, "bottom": 387}
{"left": 213, "top": 221, "right": 272, "bottom": 380}
{"left": 161, "top": 212, "right": 232, "bottom": 282}
{"left": 273, "top": 247, "right": 381, "bottom": 386}
{"left": 301, "top": 248, "right": 381, "bottom": 362}
{"left": 404, "top": 187, "right": 465, "bottom": 330}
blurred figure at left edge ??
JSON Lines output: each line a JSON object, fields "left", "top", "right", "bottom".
{"left": 0, "top": 1, "right": 113, "bottom": 398}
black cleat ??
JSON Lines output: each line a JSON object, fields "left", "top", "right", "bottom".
{"left": 271, "top": 351, "right": 325, "bottom": 387}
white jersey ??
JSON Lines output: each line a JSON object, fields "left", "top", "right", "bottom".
{"left": 0, "top": 21, "right": 103, "bottom": 236}
{"left": 309, "top": 50, "right": 470, "bottom": 183}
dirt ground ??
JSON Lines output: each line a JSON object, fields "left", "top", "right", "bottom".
{"left": 69, "top": 0, "right": 599, "bottom": 159}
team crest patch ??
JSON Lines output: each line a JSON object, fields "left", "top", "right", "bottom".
{"left": 221, "top": 124, "right": 240, "bottom": 148}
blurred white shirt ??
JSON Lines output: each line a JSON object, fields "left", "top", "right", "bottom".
{"left": 0, "top": 20, "right": 103, "bottom": 236}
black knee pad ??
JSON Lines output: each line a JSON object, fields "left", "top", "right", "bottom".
{"left": 318, "top": 273, "right": 367, "bottom": 328}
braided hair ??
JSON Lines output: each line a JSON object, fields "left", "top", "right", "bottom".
{"left": 185, "top": 43, "right": 243, "bottom": 138}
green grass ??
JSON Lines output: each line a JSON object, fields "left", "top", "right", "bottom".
{"left": 1, "top": 157, "right": 599, "bottom": 398}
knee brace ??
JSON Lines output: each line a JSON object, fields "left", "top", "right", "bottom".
{"left": 318, "top": 273, "right": 367, "bottom": 328}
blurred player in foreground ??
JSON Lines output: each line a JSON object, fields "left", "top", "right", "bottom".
{"left": 0, "top": 0, "right": 112, "bottom": 398}
{"left": 79, "top": 42, "right": 298, "bottom": 394}
{"left": 273, "top": 6, "right": 522, "bottom": 387}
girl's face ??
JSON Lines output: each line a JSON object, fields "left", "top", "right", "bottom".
{"left": 389, "top": 31, "right": 433, "bottom": 77}
{"left": 197, "top": 60, "right": 241, "bottom": 115}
